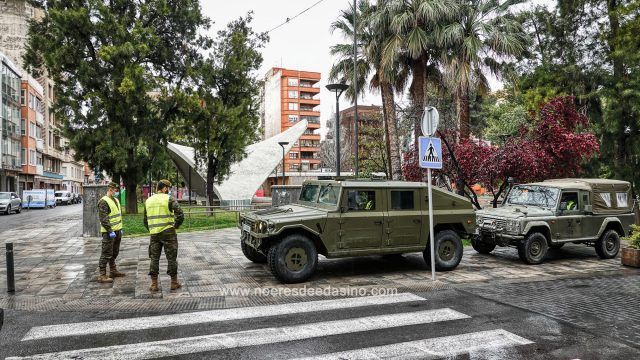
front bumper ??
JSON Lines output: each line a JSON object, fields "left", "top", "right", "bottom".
{"left": 475, "top": 227, "right": 524, "bottom": 244}
{"left": 0, "top": 204, "right": 7, "bottom": 211}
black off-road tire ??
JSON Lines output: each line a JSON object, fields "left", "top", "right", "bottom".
{"left": 423, "top": 230, "right": 463, "bottom": 271}
{"left": 518, "top": 232, "right": 549, "bottom": 265}
{"left": 240, "top": 240, "right": 267, "bottom": 263}
{"left": 595, "top": 229, "right": 620, "bottom": 259}
{"left": 267, "top": 234, "right": 318, "bottom": 283}
{"left": 471, "top": 235, "right": 496, "bottom": 254}
{"left": 549, "top": 243, "right": 565, "bottom": 250}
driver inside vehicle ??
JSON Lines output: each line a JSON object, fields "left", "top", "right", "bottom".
{"left": 560, "top": 192, "right": 579, "bottom": 210}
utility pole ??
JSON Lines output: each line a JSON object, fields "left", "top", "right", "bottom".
{"left": 353, "top": 0, "right": 359, "bottom": 178}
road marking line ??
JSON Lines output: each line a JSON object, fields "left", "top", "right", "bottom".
{"left": 8, "top": 308, "right": 469, "bottom": 360}
{"left": 22, "top": 293, "right": 425, "bottom": 341}
{"left": 294, "top": 329, "right": 534, "bottom": 359}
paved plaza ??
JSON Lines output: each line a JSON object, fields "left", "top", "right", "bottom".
{"left": 0, "top": 208, "right": 636, "bottom": 312}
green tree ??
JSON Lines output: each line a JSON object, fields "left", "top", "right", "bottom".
{"left": 24, "top": 0, "right": 210, "bottom": 213}
{"left": 439, "top": 0, "right": 528, "bottom": 139}
{"left": 359, "top": 112, "right": 389, "bottom": 177}
{"left": 182, "top": 14, "right": 267, "bottom": 206}
{"left": 330, "top": 0, "right": 404, "bottom": 180}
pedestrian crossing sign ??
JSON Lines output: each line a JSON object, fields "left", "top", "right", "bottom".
{"left": 419, "top": 136, "right": 443, "bottom": 169}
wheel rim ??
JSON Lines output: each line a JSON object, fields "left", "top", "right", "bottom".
{"left": 438, "top": 239, "right": 456, "bottom": 261}
{"left": 284, "top": 247, "right": 308, "bottom": 271}
{"left": 605, "top": 235, "right": 617, "bottom": 252}
{"left": 530, "top": 240, "right": 542, "bottom": 257}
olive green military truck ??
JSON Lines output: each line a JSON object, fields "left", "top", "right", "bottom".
{"left": 473, "top": 178, "right": 637, "bottom": 264}
{"left": 239, "top": 180, "right": 475, "bottom": 283}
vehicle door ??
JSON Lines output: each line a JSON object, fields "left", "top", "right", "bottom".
{"left": 339, "top": 188, "right": 384, "bottom": 249}
{"left": 579, "top": 191, "right": 600, "bottom": 238}
{"left": 11, "top": 193, "right": 20, "bottom": 208}
{"left": 385, "top": 189, "right": 422, "bottom": 247}
{"left": 556, "top": 190, "right": 583, "bottom": 240}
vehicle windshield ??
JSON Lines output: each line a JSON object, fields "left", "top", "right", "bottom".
{"left": 0, "top": 193, "right": 10, "bottom": 200}
{"left": 299, "top": 184, "right": 320, "bottom": 202}
{"left": 318, "top": 185, "right": 339, "bottom": 205}
{"left": 506, "top": 185, "right": 560, "bottom": 208}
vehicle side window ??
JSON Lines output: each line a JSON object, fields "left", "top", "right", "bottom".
{"left": 390, "top": 190, "right": 414, "bottom": 210}
{"left": 347, "top": 190, "right": 376, "bottom": 211}
{"left": 560, "top": 192, "right": 579, "bottom": 211}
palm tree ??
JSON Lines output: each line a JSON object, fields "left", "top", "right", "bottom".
{"left": 329, "top": 0, "right": 404, "bottom": 180}
{"left": 380, "top": 0, "right": 456, "bottom": 149}
{"left": 439, "top": 0, "right": 529, "bottom": 139}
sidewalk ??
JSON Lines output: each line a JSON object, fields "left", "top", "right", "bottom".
{"left": 0, "top": 216, "right": 636, "bottom": 313}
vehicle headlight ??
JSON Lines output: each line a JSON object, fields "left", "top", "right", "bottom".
{"left": 254, "top": 220, "right": 268, "bottom": 234}
{"left": 506, "top": 220, "right": 520, "bottom": 234}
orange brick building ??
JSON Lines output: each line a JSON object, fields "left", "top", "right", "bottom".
{"left": 19, "top": 76, "right": 45, "bottom": 191}
{"left": 262, "top": 67, "right": 321, "bottom": 174}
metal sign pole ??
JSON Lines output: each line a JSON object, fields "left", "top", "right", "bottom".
{"left": 427, "top": 168, "right": 435, "bottom": 281}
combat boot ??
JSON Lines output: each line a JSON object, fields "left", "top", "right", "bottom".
{"left": 109, "top": 264, "right": 126, "bottom": 278}
{"left": 149, "top": 275, "right": 159, "bottom": 292}
{"left": 97, "top": 269, "right": 113, "bottom": 283}
{"left": 170, "top": 276, "right": 182, "bottom": 290}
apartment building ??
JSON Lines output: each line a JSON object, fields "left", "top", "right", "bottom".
{"left": 0, "top": 53, "right": 22, "bottom": 192}
{"left": 262, "top": 67, "right": 321, "bottom": 176}
{"left": 339, "top": 105, "right": 383, "bottom": 161}
{"left": 19, "top": 75, "right": 44, "bottom": 192}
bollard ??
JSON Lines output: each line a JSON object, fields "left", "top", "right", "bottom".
{"left": 6, "top": 243, "right": 15, "bottom": 293}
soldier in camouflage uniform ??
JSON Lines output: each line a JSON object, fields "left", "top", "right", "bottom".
{"left": 97, "top": 182, "right": 126, "bottom": 283}
{"left": 144, "top": 179, "right": 184, "bottom": 292}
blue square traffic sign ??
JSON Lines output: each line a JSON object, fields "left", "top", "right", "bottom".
{"left": 419, "top": 136, "right": 443, "bottom": 169}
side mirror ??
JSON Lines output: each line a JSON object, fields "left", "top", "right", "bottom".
{"left": 584, "top": 205, "right": 593, "bottom": 213}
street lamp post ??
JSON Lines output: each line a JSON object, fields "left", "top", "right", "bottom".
{"left": 278, "top": 141, "right": 289, "bottom": 186}
{"left": 353, "top": 0, "right": 359, "bottom": 178}
{"left": 326, "top": 83, "right": 349, "bottom": 177}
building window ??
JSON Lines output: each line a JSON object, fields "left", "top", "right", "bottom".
{"left": 289, "top": 163, "right": 301, "bottom": 171}
{"left": 29, "top": 150, "right": 36, "bottom": 166}
{"left": 21, "top": 149, "right": 26, "bottom": 165}
{"left": 289, "top": 152, "right": 298, "bottom": 159}
{"left": 287, "top": 78, "right": 298, "bottom": 86}
{"left": 288, "top": 115, "right": 299, "bottom": 123}
{"left": 21, "top": 119, "right": 26, "bottom": 135}
{"left": 21, "top": 89, "right": 26, "bottom": 106}
{"left": 29, "top": 93, "right": 36, "bottom": 110}
{"left": 288, "top": 102, "right": 298, "bottom": 111}
{"left": 30, "top": 122, "right": 36, "bottom": 138}
{"left": 288, "top": 90, "right": 298, "bottom": 99}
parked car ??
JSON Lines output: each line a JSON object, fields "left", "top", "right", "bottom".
{"left": 473, "top": 178, "right": 637, "bottom": 264}
{"left": 55, "top": 191, "right": 73, "bottom": 205}
{"left": 239, "top": 180, "right": 476, "bottom": 283}
{"left": 0, "top": 192, "right": 22, "bottom": 215}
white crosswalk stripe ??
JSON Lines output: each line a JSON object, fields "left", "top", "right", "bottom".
{"left": 8, "top": 308, "right": 470, "bottom": 360}
{"left": 293, "top": 329, "right": 534, "bottom": 360}
{"left": 22, "top": 292, "right": 425, "bottom": 341}
{"left": 10, "top": 293, "right": 535, "bottom": 360}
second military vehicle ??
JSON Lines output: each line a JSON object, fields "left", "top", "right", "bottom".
{"left": 239, "top": 180, "right": 475, "bottom": 283}
{"left": 473, "top": 178, "right": 636, "bottom": 264}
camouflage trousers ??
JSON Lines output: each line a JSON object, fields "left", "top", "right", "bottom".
{"left": 148, "top": 228, "right": 179, "bottom": 276}
{"left": 99, "top": 231, "right": 122, "bottom": 270}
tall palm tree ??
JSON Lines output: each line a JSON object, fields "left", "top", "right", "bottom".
{"left": 330, "top": 0, "right": 405, "bottom": 180}
{"left": 380, "top": 0, "right": 456, "bottom": 150}
{"left": 439, "top": 0, "right": 529, "bottom": 139}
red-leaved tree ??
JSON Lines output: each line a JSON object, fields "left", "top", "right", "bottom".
{"left": 402, "top": 96, "right": 600, "bottom": 209}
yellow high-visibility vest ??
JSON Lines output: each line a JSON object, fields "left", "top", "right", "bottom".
{"left": 100, "top": 196, "right": 122, "bottom": 233}
{"left": 145, "top": 193, "right": 174, "bottom": 234}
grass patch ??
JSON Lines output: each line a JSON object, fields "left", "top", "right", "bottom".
{"left": 122, "top": 210, "right": 238, "bottom": 237}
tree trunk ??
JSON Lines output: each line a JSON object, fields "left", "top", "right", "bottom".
{"left": 124, "top": 151, "right": 138, "bottom": 214}
{"left": 380, "top": 91, "right": 392, "bottom": 178}
{"left": 206, "top": 153, "right": 216, "bottom": 210}
{"left": 381, "top": 82, "right": 402, "bottom": 180}
{"left": 410, "top": 60, "right": 426, "bottom": 151}
{"left": 457, "top": 86, "right": 471, "bottom": 140}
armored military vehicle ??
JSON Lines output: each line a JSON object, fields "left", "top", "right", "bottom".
{"left": 473, "top": 178, "right": 637, "bottom": 264}
{"left": 239, "top": 180, "right": 475, "bottom": 283}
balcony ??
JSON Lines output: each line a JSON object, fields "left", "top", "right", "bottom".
{"left": 36, "top": 164, "right": 43, "bottom": 175}
{"left": 300, "top": 116, "right": 320, "bottom": 125}
{"left": 43, "top": 171, "right": 64, "bottom": 179}
{"left": 36, "top": 112, "right": 45, "bottom": 126}
{"left": 2, "top": 155, "right": 21, "bottom": 171}
{"left": 298, "top": 97, "right": 320, "bottom": 106}
{"left": 36, "top": 138, "right": 44, "bottom": 152}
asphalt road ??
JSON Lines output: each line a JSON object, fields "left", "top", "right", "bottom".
{"left": 0, "top": 202, "right": 82, "bottom": 232}
{"left": 1, "top": 286, "right": 638, "bottom": 359}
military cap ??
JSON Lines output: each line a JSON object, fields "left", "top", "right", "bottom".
{"left": 157, "top": 179, "right": 172, "bottom": 191}
{"left": 107, "top": 182, "right": 119, "bottom": 189}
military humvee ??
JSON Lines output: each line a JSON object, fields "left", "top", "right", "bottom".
{"left": 473, "top": 178, "right": 637, "bottom": 264}
{"left": 239, "top": 180, "right": 475, "bottom": 283}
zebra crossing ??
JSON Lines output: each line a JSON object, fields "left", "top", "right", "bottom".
{"left": 8, "top": 293, "right": 533, "bottom": 360}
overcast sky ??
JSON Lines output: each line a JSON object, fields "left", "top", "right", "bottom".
{"left": 201, "top": 0, "right": 553, "bottom": 135}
